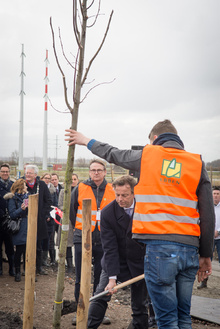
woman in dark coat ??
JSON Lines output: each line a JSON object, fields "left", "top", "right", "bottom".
{"left": 5, "top": 179, "right": 28, "bottom": 282}
{"left": 40, "top": 173, "right": 58, "bottom": 266}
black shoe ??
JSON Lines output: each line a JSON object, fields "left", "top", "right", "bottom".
{"left": 15, "top": 272, "right": 21, "bottom": 282}
{"left": 36, "top": 268, "right": 48, "bottom": 275}
{"left": 102, "top": 316, "right": 111, "bottom": 325}
{"left": 148, "top": 316, "right": 157, "bottom": 328}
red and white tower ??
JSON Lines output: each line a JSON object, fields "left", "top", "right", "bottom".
{"left": 43, "top": 50, "right": 49, "bottom": 170}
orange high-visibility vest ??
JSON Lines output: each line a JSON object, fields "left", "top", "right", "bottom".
{"left": 133, "top": 145, "right": 202, "bottom": 237}
{"left": 75, "top": 183, "right": 115, "bottom": 231}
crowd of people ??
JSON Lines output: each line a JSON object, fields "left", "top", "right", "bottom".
{"left": 0, "top": 163, "right": 79, "bottom": 281}
{"left": 0, "top": 118, "right": 218, "bottom": 329}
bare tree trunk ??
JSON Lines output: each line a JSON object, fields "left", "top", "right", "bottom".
{"left": 51, "top": 1, "right": 113, "bottom": 327}
{"left": 52, "top": 3, "right": 87, "bottom": 328}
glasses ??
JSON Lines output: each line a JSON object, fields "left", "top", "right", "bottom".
{"left": 44, "top": 177, "right": 51, "bottom": 180}
{"left": 0, "top": 171, "right": 9, "bottom": 173}
{"left": 90, "top": 169, "right": 104, "bottom": 174}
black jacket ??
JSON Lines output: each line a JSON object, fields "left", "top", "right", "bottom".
{"left": 26, "top": 177, "right": 52, "bottom": 240}
{"left": 100, "top": 199, "right": 145, "bottom": 282}
{"left": 0, "top": 179, "right": 13, "bottom": 221}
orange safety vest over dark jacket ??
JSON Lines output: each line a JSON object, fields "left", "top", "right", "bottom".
{"left": 133, "top": 144, "right": 202, "bottom": 241}
{"left": 75, "top": 182, "right": 115, "bottom": 231}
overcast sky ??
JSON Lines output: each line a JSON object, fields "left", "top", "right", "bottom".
{"left": 1, "top": 0, "right": 220, "bottom": 164}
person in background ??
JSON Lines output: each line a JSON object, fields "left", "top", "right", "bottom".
{"left": 56, "top": 173, "right": 79, "bottom": 274}
{"left": 65, "top": 119, "right": 215, "bottom": 329}
{"left": 21, "top": 163, "right": 30, "bottom": 180}
{"left": 0, "top": 163, "right": 15, "bottom": 276}
{"left": 4, "top": 179, "right": 28, "bottom": 282}
{"left": 40, "top": 173, "right": 58, "bottom": 267}
{"left": 213, "top": 186, "right": 220, "bottom": 263}
{"left": 71, "top": 173, "right": 79, "bottom": 190}
{"left": 198, "top": 186, "right": 220, "bottom": 289}
{"left": 51, "top": 173, "right": 63, "bottom": 196}
{"left": 87, "top": 175, "right": 148, "bottom": 329}
{"left": 25, "top": 165, "right": 52, "bottom": 275}
{"left": 70, "top": 160, "right": 115, "bottom": 326}
{"left": 50, "top": 173, "right": 63, "bottom": 265}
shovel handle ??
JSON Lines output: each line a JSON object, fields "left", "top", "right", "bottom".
{"left": 89, "top": 274, "right": 145, "bottom": 302}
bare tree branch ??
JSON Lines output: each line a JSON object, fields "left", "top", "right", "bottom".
{"left": 87, "top": 0, "right": 101, "bottom": 27}
{"left": 79, "top": 0, "right": 84, "bottom": 17}
{"left": 80, "top": 78, "right": 116, "bottom": 103}
{"left": 50, "top": 17, "right": 73, "bottom": 113}
{"left": 48, "top": 97, "right": 70, "bottom": 114}
{"left": 73, "top": 0, "right": 81, "bottom": 48}
{"left": 81, "top": 10, "right": 113, "bottom": 87}
{"left": 58, "top": 28, "right": 75, "bottom": 69}
{"left": 87, "top": 0, "right": 95, "bottom": 10}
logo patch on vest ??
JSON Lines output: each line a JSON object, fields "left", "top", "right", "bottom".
{"left": 161, "top": 158, "right": 182, "bottom": 178}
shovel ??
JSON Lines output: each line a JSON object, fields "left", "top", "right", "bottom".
{"left": 89, "top": 274, "right": 145, "bottom": 302}
{"left": 61, "top": 274, "right": 145, "bottom": 315}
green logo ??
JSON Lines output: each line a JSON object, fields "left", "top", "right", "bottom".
{"left": 161, "top": 158, "right": 182, "bottom": 178}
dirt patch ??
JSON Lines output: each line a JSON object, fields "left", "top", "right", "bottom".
{"left": 0, "top": 261, "right": 220, "bottom": 329}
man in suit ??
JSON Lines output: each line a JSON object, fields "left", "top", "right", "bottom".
{"left": 51, "top": 173, "right": 63, "bottom": 197}
{"left": 87, "top": 175, "right": 148, "bottom": 329}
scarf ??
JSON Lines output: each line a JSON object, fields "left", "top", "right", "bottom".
{"left": 153, "top": 133, "right": 184, "bottom": 149}
{"left": 0, "top": 177, "right": 10, "bottom": 188}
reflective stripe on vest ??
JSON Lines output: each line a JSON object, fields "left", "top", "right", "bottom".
{"left": 75, "top": 183, "right": 115, "bottom": 232}
{"left": 133, "top": 144, "right": 202, "bottom": 236}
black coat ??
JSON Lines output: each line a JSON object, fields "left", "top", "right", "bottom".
{"left": 26, "top": 177, "right": 52, "bottom": 240}
{"left": 100, "top": 200, "right": 145, "bottom": 282}
{"left": 0, "top": 179, "right": 13, "bottom": 220}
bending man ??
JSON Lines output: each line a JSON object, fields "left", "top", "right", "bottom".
{"left": 88, "top": 175, "right": 148, "bottom": 329}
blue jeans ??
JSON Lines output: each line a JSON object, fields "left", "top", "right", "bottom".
{"left": 144, "top": 243, "right": 199, "bottom": 329}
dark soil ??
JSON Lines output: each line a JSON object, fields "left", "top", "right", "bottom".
{"left": 0, "top": 260, "right": 220, "bottom": 329}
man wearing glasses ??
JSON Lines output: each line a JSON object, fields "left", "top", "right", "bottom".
{"left": 70, "top": 159, "right": 115, "bottom": 326}
{"left": 0, "top": 163, "right": 15, "bottom": 276}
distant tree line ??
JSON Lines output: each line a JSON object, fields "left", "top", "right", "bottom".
{"left": 206, "top": 159, "right": 220, "bottom": 171}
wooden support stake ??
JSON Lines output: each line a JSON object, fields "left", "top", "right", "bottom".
{"left": 76, "top": 199, "right": 92, "bottom": 329}
{"left": 23, "top": 194, "right": 39, "bottom": 329}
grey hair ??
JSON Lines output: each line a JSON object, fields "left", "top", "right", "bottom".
{"left": 26, "top": 164, "right": 39, "bottom": 175}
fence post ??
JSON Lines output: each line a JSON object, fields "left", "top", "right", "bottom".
{"left": 76, "top": 199, "right": 92, "bottom": 329}
{"left": 23, "top": 194, "right": 39, "bottom": 329}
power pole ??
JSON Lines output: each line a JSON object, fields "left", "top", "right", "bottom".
{"left": 43, "top": 50, "right": 49, "bottom": 170}
{"left": 18, "top": 44, "right": 25, "bottom": 171}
